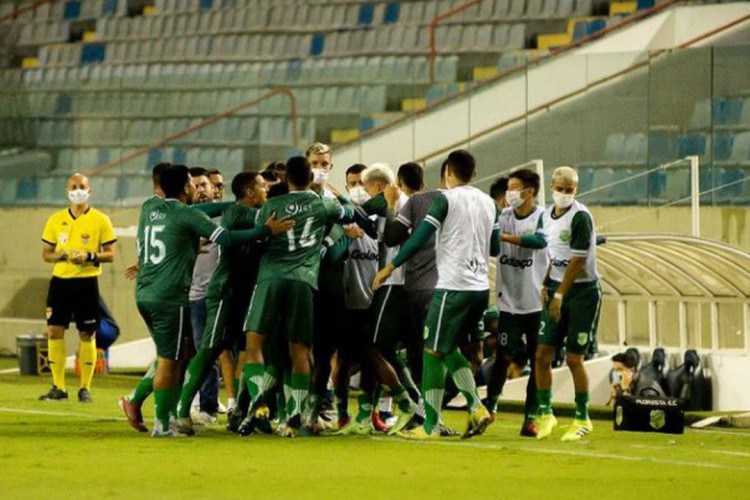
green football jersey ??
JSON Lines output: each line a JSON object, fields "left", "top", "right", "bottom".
{"left": 135, "top": 196, "right": 224, "bottom": 305}
{"left": 255, "top": 190, "right": 344, "bottom": 290}
{"left": 205, "top": 203, "right": 260, "bottom": 300}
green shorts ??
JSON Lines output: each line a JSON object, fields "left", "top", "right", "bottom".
{"left": 473, "top": 304, "right": 499, "bottom": 341}
{"left": 497, "top": 311, "right": 541, "bottom": 358}
{"left": 244, "top": 280, "right": 314, "bottom": 345}
{"left": 200, "top": 292, "right": 231, "bottom": 350}
{"left": 370, "top": 285, "right": 410, "bottom": 351}
{"left": 137, "top": 301, "right": 191, "bottom": 360}
{"left": 539, "top": 281, "right": 602, "bottom": 355}
{"left": 424, "top": 289, "right": 488, "bottom": 355}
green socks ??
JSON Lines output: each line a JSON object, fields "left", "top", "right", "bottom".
{"left": 288, "top": 373, "right": 310, "bottom": 421}
{"left": 575, "top": 391, "right": 590, "bottom": 421}
{"left": 154, "top": 385, "right": 179, "bottom": 432}
{"left": 128, "top": 360, "right": 157, "bottom": 406}
{"left": 355, "top": 394, "right": 373, "bottom": 423}
{"left": 391, "top": 384, "right": 416, "bottom": 413}
{"left": 444, "top": 350, "right": 481, "bottom": 412}
{"left": 243, "top": 362, "right": 265, "bottom": 406}
{"left": 537, "top": 389, "right": 553, "bottom": 416}
{"left": 176, "top": 348, "right": 217, "bottom": 418}
{"left": 422, "top": 352, "right": 447, "bottom": 434}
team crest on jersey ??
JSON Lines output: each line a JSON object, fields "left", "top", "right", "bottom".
{"left": 577, "top": 332, "right": 588, "bottom": 346}
{"left": 149, "top": 211, "right": 166, "bottom": 222}
{"left": 559, "top": 230, "right": 571, "bottom": 243}
{"left": 59, "top": 233, "right": 68, "bottom": 245}
{"left": 80, "top": 233, "right": 90, "bottom": 245}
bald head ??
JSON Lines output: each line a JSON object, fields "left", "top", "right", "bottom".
{"left": 67, "top": 173, "right": 90, "bottom": 191}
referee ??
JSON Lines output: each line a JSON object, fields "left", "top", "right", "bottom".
{"left": 39, "top": 173, "right": 117, "bottom": 402}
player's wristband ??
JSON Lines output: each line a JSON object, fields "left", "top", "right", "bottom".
{"left": 553, "top": 292, "right": 564, "bottom": 301}
{"left": 87, "top": 252, "right": 98, "bottom": 263}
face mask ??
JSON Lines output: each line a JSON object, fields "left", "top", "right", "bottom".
{"left": 67, "top": 189, "right": 90, "bottom": 205}
{"left": 313, "top": 169, "right": 329, "bottom": 185}
{"left": 506, "top": 190, "right": 524, "bottom": 209}
{"left": 553, "top": 191, "right": 574, "bottom": 209}
{"left": 348, "top": 186, "right": 370, "bottom": 204}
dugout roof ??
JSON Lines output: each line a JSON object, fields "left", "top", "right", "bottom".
{"left": 597, "top": 234, "right": 750, "bottom": 300}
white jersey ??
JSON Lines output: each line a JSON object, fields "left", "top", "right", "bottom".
{"left": 378, "top": 192, "right": 408, "bottom": 286}
{"left": 344, "top": 230, "right": 379, "bottom": 310}
{"left": 542, "top": 200, "right": 599, "bottom": 283}
{"left": 496, "top": 206, "right": 548, "bottom": 314}
{"left": 425, "top": 185, "right": 497, "bottom": 291}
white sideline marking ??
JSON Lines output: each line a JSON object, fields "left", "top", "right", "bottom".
{"left": 691, "top": 429, "right": 750, "bottom": 438}
{"left": 709, "top": 450, "right": 750, "bottom": 458}
{"left": 0, "top": 407, "right": 126, "bottom": 421}
{"left": 371, "top": 437, "right": 750, "bottom": 472}
{"left": 0, "top": 368, "right": 20, "bottom": 374}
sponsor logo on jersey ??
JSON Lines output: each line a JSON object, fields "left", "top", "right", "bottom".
{"left": 59, "top": 233, "right": 68, "bottom": 245}
{"left": 551, "top": 257, "right": 569, "bottom": 268}
{"left": 149, "top": 211, "right": 166, "bottom": 222}
{"left": 559, "top": 230, "right": 571, "bottom": 243}
{"left": 499, "top": 255, "right": 533, "bottom": 269}
{"left": 350, "top": 249, "right": 378, "bottom": 261}
{"left": 285, "top": 202, "right": 311, "bottom": 216}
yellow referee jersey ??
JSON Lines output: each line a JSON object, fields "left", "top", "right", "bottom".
{"left": 42, "top": 207, "right": 117, "bottom": 278}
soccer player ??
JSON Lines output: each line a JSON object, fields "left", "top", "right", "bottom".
{"left": 187, "top": 167, "right": 222, "bottom": 424}
{"left": 39, "top": 173, "right": 117, "bottom": 402}
{"left": 338, "top": 163, "right": 419, "bottom": 435}
{"left": 175, "top": 171, "right": 278, "bottom": 435}
{"left": 373, "top": 150, "right": 500, "bottom": 439}
{"left": 490, "top": 176, "right": 509, "bottom": 211}
{"left": 240, "top": 156, "right": 355, "bottom": 437}
{"left": 535, "top": 166, "right": 602, "bottom": 441}
{"left": 484, "top": 168, "right": 548, "bottom": 437}
{"left": 135, "top": 165, "right": 290, "bottom": 437}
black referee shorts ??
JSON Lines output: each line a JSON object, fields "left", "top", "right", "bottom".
{"left": 46, "top": 276, "right": 100, "bottom": 332}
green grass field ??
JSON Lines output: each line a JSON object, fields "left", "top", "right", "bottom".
{"left": 1, "top": 368, "right": 749, "bottom": 499}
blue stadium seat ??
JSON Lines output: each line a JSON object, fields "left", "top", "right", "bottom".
{"left": 310, "top": 33, "right": 325, "bottom": 56}
{"left": 678, "top": 134, "right": 707, "bottom": 158}
{"left": 714, "top": 133, "right": 734, "bottom": 161}
{"left": 724, "top": 97, "right": 744, "bottom": 125}
{"left": 64, "top": 0, "right": 81, "bottom": 20}
{"left": 81, "top": 43, "right": 107, "bottom": 65}
{"left": 573, "top": 21, "right": 588, "bottom": 40}
{"left": 358, "top": 3, "right": 375, "bottom": 25}
{"left": 588, "top": 18, "right": 607, "bottom": 35}
{"left": 383, "top": 2, "right": 400, "bottom": 24}
{"left": 15, "top": 178, "right": 38, "bottom": 201}
{"left": 648, "top": 132, "right": 677, "bottom": 166}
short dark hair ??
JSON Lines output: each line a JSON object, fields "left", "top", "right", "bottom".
{"left": 346, "top": 163, "right": 367, "bottom": 177}
{"left": 231, "top": 171, "right": 259, "bottom": 199}
{"left": 508, "top": 168, "right": 540, "bottom": 196}
{"left": 611, "top": 352, "right": 638, "bottom": 370}
{"left": 285, "top": 156, "right": 312, "bottom": 188}
{"left": 260, "top": 170, "right": 278, "bottom": 183}
{"left": 264, "top": 161, "right": 286, "bottom": 174}
{"left": 208, "top": 168, "right": 222, "bottom": 176}
{"left": 268, "top": 182, "right": 289, "bottom": 199}
{"left": 490, "top": 176, "right": 509, "bottom": 199}
{"left": 160, "top": 164, "right": 190, "bottom": 199}
{"left": 152, "top": 162, "right": 171, "bottom": 186}
{"left": 397, "top": 162, "right": 424, "bottom": 191}
{"left": 189, "top": 166, "right": 210, "bottom": 178}
{"left": 446, "top": 149, "right": 475, "bottom": 182}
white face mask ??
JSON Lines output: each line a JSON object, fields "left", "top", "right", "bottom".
{"left": 348, "top": 186, "right": 370, "bottom": 204}
{"left": 313, "top": 169, "right": 329, "bottom": 185}
{"left": 67, "top": 189, "right": 90, "bottom": 205}
{"left": 506, "top": 190, "right": 524, "bottom": 209}
{"left": 553, "top": 191, "right": 575, "bottom": 209}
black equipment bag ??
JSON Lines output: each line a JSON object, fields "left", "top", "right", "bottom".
{"left": 614, "top": 394, "right": 685, "bottom": 434}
